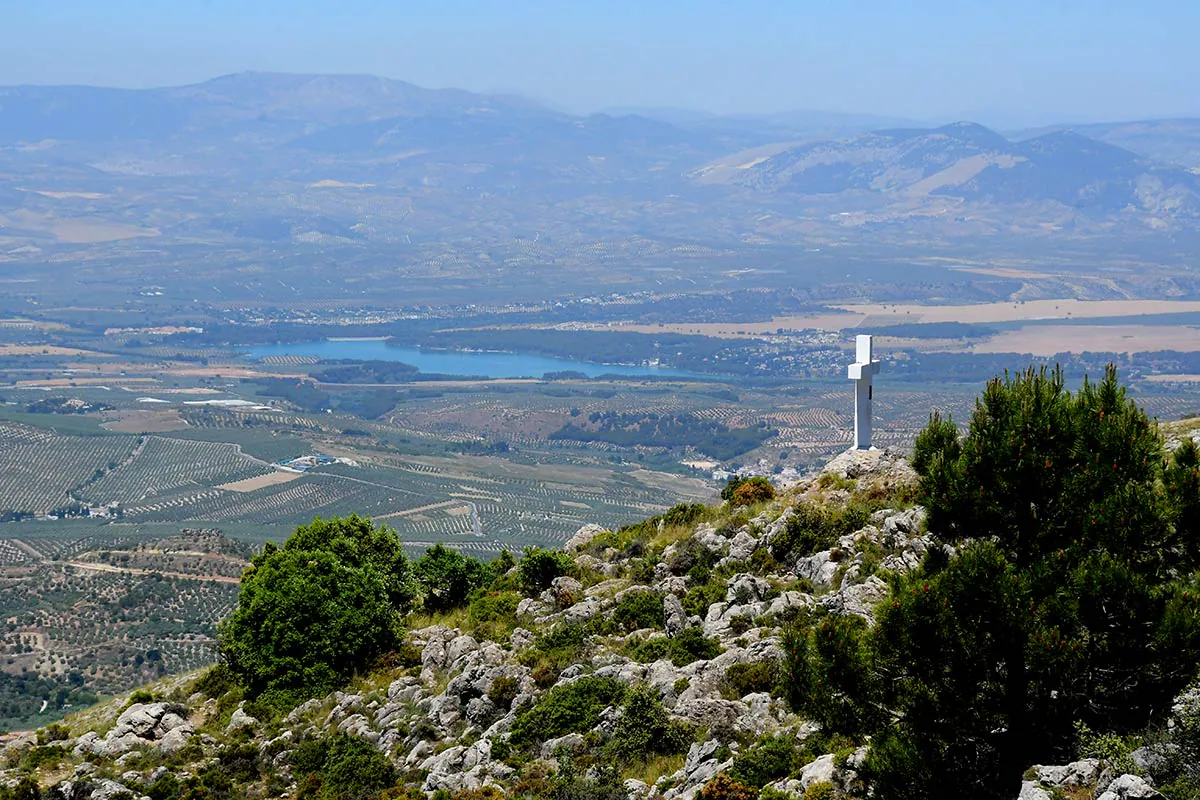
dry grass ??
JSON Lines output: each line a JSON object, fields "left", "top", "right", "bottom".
{"left": 970, "top": 324, "right": 1200, "bottom": 355}
{"left": 622, "top": 752, "right": 686, "bottom": 784}
{"left": 217, "top": 471, "right": 301, "bottom": 493}
{"left": 101, "top": 409, "right": 189, "bottom": 433}
{"left": 0, "top": 344, "right": 113, "bottom": 357}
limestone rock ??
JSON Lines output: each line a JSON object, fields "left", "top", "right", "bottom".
{"left": 566, "top": 523, "right": 608, "bottom": 552}
{"left": 726, "top": 574, "right": 769, "bottom": 604}
{"left": 541, "top": 733, "right": 586, "bottom": 758}
{"left": 664, "top": 593, "right": 687, "bottom": 636}
{"left": 226, "top": 706, "right": 260, "bottom": 732}
{"left": 821, "top": 447, "right": 918, "bottom": 485}
{"left": 1031, "top": 759, "right": 1101, "bottom": 788}
{"left": 819, "top": 575, "right": 889, "bottom": 622}
{"left": 799, "top": 754, "right": 836, "bottom": 788}
{"left": 1018, "top": 782, "right": 1053, "bottom": 800}
{"left": 726, "top": 531, "right": 760, "bottom": 563}
{"left": 1097, "top": 774, "right": 1165, "bottom": 800}
{"left": 510, "top": 627, "right": 536, "bottom": 651}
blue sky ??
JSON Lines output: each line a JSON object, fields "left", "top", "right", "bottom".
{"left": 1, "top": 0, "right": 1195, "bottom": 126}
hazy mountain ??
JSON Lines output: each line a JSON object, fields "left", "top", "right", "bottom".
{"left": 3, "top": 72, "right": 1200, "bottom": 270}
{"left": 0, "top": 72, "right": 546, "bottom": 145}
{"left": 1015, "top": 119, "right": 1200, "bottom": 169}
{"left": 692, "top": 121, "right": 1200, "bottom": 218}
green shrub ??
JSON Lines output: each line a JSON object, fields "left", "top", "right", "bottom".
{"left": 279, "top": 515, "right": 419, "bottom": 611}
{"left": 545, "top": 759, "right": 627, "bottom": 800}
{"left": 730, "top": 735, "right": 802, "bottom": 788}
{"left": 194, "top": 663, "right": 237, "bottom": 698}
{"left": 911, "top": 410, "right": 959, "bottom": 477}
{"left": 219, "top": 539, "right": 400, "bottom": 708}
{"left": 629, "top": 637, "right": 671, "bottom": 663}
{"left": 683, "top": 580, "right": 726, "bottom": 617}
{"left": 631, "top": 628, "right": 722, "bottom": 667}
{"left": 783, "top": 613, "right": 878, "bottom": 736}
{"left": 759, "top": 788, "right": 800, "bottom": 800}
{"left": 467, "top": 590, "right": 520, "bottom": 625}
{"left": 510, "top": 676, "right": 625, "bottom": 746}
{"left": 608, "top": 684, "right": 692, "bottom": 765}
{"left": 517, "top": 547, "right": 575, "bottom": 595}
{"left": 723, "top": 661, "right": 780, "bottom": 699}
{"left": 415, "top": 544, "right": 487, "bottom": 613}
{"left": 488, "top": 676, "right": 520, "bottom": 709}
{"left": 662, "top": 503, "right": 708, "bottom": 527}
{"left": 610, "top": 591, "right": 665, "bottom": 632}
{"left": 803, "top": 782, "right": 836, "bottom": 800}
{"left": 320, "top": 734, "right": 398, "bottom": 800}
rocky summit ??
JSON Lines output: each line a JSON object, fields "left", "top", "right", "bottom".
{"left": 1, "top": 444, "right": 1197, "bottom": 800}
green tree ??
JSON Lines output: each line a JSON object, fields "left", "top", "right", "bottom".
{"left": 279, "top": 515, "right": 419, "bottom": 612}
{"left": 517, "top": 547, "right": 575, "bottom": 595}
{"left": 414, "top": 544, "right": 487, "bottom": 613}
{"left": 608, "top": 684, "right": 690, "bottom": 764}
{"left": 220, "top": 519, "right": 404, "bottom": 708}
{"left": 789, "top": 366, "right": 1200, "bottom": 799}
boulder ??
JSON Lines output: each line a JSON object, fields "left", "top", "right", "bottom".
{"left": 112, "top": 703, "right": 163, "bottom": 738}
{"left": 445, "top": 634, "right": 481, "bottom": 668}
{"left": 157, "top": 724, "right": 196, "bottom": 754}
{"left": 664, "top": 594, "right": 687, "bottom": 636}
{"left": 799, "top": 754, "right": 836, "bottom": 788}
{"left": 565, "top": 523, "right": 608, "bottom": 552}
{"left": 625, "top": 778, "right": 652, "bottom": 800}
{"left": 1097, "top": 774, "right": 1165, "bottom": 800}
{"left": 510, "top": 627, "right": 536, "bottom": 651}
{"left": 821, "top": 447, "right": 918, "bottom": 485}
{"left": 795, "top": 551, "right": 839, "bottom": 587}
{"left": 819, "top": 575, "right": 889, "bottom": 622}
{"left": 1031, "top": 759, "right": 1101, "bottom": 788}
{"left": 1018, "top": 783, "right": 1053, "bottom": 800}
{"left": 726, "top": 574, "right": 770, "bottom": 604}
{"left": 538, "top": 596, "right": 603, "bottom": 625}
{"left": 541, "top": 733, "right": 586, "bottom": 758}
{"left": 226, "top": 706, "right": 260, "bottom": 732}
{"left": 726, "top": 531, "right": 760, "bottom": 563}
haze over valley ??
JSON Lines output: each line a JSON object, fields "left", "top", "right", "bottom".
{"left": 2, "top": 3, "right": 1200, "bottom": 797}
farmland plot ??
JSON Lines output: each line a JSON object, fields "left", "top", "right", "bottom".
{"left": 78, "top": 436, "right": 269, "bottom": 505}
{"left": 0, "top": 422, "right": 134, "bottom": 513}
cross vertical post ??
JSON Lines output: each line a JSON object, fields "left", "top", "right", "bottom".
{"left": 846, "top": 334, "right": 882, "bottom": 450}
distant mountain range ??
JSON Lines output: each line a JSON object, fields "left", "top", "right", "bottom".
{"left": 691, "top": 122, "right": 1200, "bottom": 218}
{"left": 2, "top": 72, "right": 1200, "bottom": 273}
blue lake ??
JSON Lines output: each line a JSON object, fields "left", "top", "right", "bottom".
{"left": 246, "top": 339, "right": 707, "bottom": 379}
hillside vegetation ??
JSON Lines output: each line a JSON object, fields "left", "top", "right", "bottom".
{"left": 2, "top": 368, "right": 1200, "bottom": 800}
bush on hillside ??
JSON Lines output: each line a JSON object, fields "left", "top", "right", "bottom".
{"left": 729, "top": 735, "right": 803, "bottom": 788}
{"left": 414, "top": 544, "right": 488, "bottom": 612}
{"left": 607, "top": 684, "right": 692, "bottom": 764}
{"left": 517, "top": 547, "right": 576, "bottom": 595}
{"left": 219, "top": 517, "right": 405, "bottom": 708}
{"left": 609, "top": 590, "right": 665, "bottom": 632}
{"left": 279, "top": 515, "right": 419, "bottom": 612}
{"left": 722, "top": 476, "right": 775, "bottom": 506}
{"left": 509, "top": 676, "right": 626, "bottom": 746}
{"left": 292, "top": 733, "right": 397, "bottom": 800}
{"left": 630, "top": 627, "right": 723, "bottom": 667}
{"left": 698, "top": 774, "right": 757, "bottom": 800}
{"left": 722, "top": 660, "right": 780, "bottom": 699}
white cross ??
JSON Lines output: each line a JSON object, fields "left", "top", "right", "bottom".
{"left": 846, "top": 334, "right": 881, "bottom": 450}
